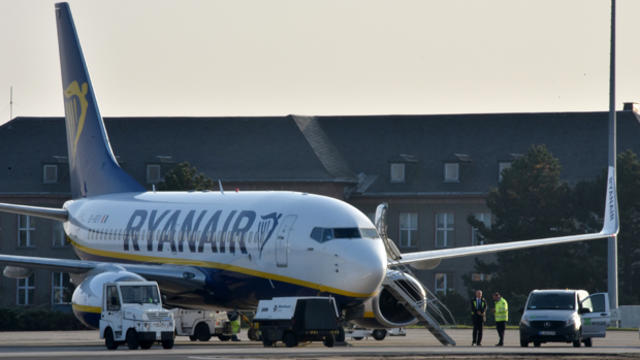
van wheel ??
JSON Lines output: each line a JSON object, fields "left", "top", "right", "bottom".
{"left": 104, "top": 328, "right": 118, "bottom": 350}
{"left": 372, "top": 329, "right": 387, "bottom": 341}
{"left": 533, "top": 341, "right": 541, "bottom": 347}
{"left": 283, "top": 332, "right": 298, "bottom": 347}
{"left": 583, "top": 338, "right": 592, "bottom": 347}
{"left": 195, "top": 322, "right": 212, "bottom": 341}
{"left": 218, "top": 335, "right": 231, "bottom": 341}
{"left": 519, "top": 339, "right": 528, "bottom": 347}
{"left": 126, "top": 329, "right": 140, "bottom": 350}
{"left": 140, "top": 341, "right": 153, "bottom": 349}
{"left": 323, "top": 334, "right": 335, "bottom": 347}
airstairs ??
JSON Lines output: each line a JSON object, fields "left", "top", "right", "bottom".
{"left": 375, "top": 203, "right": 457, "bottom": 346}
{"left": 382, "top": 264, "right": 457, "bottom": 346}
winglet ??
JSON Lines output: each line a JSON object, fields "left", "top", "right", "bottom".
{"left": 601, "top": 165, "right": 620, "bottom": 236}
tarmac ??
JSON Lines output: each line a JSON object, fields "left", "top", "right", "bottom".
{"left": 0, "top": 328, "right": 638, "bottom": 359}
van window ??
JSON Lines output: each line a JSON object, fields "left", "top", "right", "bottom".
{"left": 527, "top": 293, "right": 575, "bottom": 310}
{"left": 591, "top": 295, "right": 606, "bottom": 313}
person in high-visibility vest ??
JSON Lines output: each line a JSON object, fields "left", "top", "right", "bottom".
{"left": 492, "top": 292, "right": 508, "bottom": 346}
{"left": 229, "top": 311, "right": 241, "bottom": 342}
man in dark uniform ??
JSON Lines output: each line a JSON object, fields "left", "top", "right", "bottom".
{"left": 470, "top": 289, "right": 487, "bottom": 346}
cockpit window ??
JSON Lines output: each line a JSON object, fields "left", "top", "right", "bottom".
{"left": 360, "top": 228, "right": 379, "bottom": 239}
{"left": 310, "top": 227, "right": 380, "bottom": 242}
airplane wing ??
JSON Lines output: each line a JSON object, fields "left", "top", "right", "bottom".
{"left": 393, "top": 166, "right": 619, "bottom": 267}
{"left": 0, "top": 203, "right": 68, "bottom": 222}
{"left": 0, "top": 253, "right": 206, "bottom": 290}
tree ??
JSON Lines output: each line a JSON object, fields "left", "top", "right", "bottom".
{"left": 573, "top": 150, "right": 640, "bottom": 304}
{"left": 467, "top": 145, "right": 607, "bottom": 322}
{"left": 155, "top": 162, "right": 215, "bottom": 191}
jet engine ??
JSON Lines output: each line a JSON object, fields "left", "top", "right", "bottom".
{"left": 71, "top": 264, "right": 146, "bottom": 329}
{"left": 349, "top": 270, "right": 426, "bottom": 329}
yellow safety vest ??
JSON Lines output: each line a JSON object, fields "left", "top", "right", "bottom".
{"left": 495, "top": 297, "right": 508, "bottom": 322}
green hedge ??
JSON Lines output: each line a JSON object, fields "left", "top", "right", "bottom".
{"left": 0, "top": 307, "right": 88, "bottom": 331}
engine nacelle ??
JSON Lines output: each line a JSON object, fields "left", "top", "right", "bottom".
{"left": 348, "top": 270, "right": 426, "bottom": 329}
{"left": 71, "top": 264, "right": 145, "bottom": 329}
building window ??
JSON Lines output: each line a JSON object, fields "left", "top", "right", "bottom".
{"left": 399, "top": 213, "right": 418, "bottom": 248}
{"left": 435, "top": 212, "right": 454, "bottom": 248}
{"left": 390, "top": 163, "right": 405, "bottom": 183}
{"left": 52, "top": 222, "right": 67, "bottom": 247}
{"left": 444, "top": 163, "right": 459, "bottom": 183}
{"left": 42, "top": 164, "right": 58, "bottom": 184}
{"left": 498, "top": 161, "right": 512, "bottom": 182}
{"left": 51, "top": 272, "right": 71, "bottom": 304}
{"left": 146, "top": 164, "right": 162, "bottom": 184}
{"left": 471, "top": 213, "right": 491, "bottom": 246}
{"left": 17, "top": 274, "right": 35, "bottom": 305}
{"left": 435, "top": 273, "right": 447, "bottom": 295}
{"left": 17, "top": 215, "right": 35, "bottom": 248}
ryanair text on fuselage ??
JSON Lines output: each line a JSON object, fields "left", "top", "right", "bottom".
{"left": 88, "top": 209, "right": 283, "bottom": 257}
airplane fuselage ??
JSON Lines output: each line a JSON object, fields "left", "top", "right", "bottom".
{"left": 63, "top": 190, "right": 387, "bottom": 310}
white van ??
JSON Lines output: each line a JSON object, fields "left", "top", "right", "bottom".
{"left": 519, "top": 289, "right": 609, "bottom": 347}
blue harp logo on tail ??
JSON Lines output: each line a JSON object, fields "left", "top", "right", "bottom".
{"left": 63, "top": 81, "right": 89, "bottom": 161}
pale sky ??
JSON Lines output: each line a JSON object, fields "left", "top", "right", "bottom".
{"left": 1, "top": 0, "right": 639, "bottom": 125}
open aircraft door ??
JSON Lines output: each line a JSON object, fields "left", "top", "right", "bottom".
{"left": 580, "top": 292, "right": 610, "bottom": 338}
{"left": 275, "top": 215, "right": 296, "bottom": 268}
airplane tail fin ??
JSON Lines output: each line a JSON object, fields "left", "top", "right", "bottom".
{"left": 55, "top": 3, "right": 144, "bottom": 198}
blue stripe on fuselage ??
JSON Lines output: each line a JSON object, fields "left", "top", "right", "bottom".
{"left": 72, "top": 247, "right": 366, "bottom": 312}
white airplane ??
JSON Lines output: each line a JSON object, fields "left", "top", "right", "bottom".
{"left": 0, "top": 2, "right": 619, "bottom": 334}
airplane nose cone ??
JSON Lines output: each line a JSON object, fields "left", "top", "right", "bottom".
{"left": 342, "top": 239, "right": 387, "bottom": 295}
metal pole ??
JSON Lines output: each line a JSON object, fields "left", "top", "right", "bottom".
{"left": 607, "top": 0, "right": 619, "bottom": 317}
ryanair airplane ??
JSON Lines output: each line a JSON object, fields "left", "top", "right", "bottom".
{"left": 0, "top": 3, "right": 620, "bottom": 333}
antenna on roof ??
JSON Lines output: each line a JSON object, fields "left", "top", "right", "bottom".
{"left": 218, "top": 179, "right": 224, "bottom": 195}
{"left": 9, "top": 86, "right": 13, "bottom": 121}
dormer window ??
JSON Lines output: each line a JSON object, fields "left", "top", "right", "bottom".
{"left": 43, "top": 164, "right": 58, "bottom": 184}
{"left": 146, "top": 164, "right": 162, "bottom": 184}
{"left": 390, "top": 163, "right": 405, "bottom": 183}
{"left": 498, "top": 161, "right": 512, "bottom": 182}
{"left": 444, "top": 162, "right": 459, "bottom": 183}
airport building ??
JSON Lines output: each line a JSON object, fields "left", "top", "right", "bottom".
{"left": 1, "top": 105, "right": 640, "bottom": 310}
